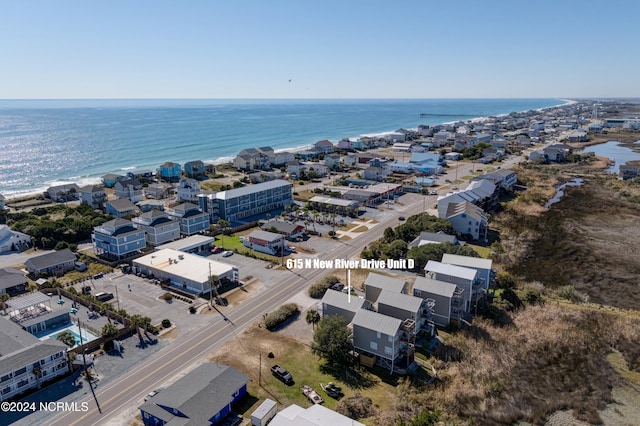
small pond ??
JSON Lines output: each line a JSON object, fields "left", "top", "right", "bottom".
{"left": 545, "top": 177, "right": 584, "bottom": 208}
{"left": 583, "top": 140, "right": 640, "bottom": 173}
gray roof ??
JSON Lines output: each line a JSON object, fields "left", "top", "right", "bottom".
{"left": 0, "top": 268, "right": 27, "bottom": 290}
{"left": 408, "top": 231, "right": 458, "bottom": 248}
{"left": 413, "top": 276, "right": 457, "bottom": 298}
{"left": 309, "top": 196, "right": 358, "bottom": 207}
{"left": 441, "top": 253, "right": 492, "bottom": 271}
{"left": 0, "top": 319, "right": 67, "bottom": 376}
{"left": 6, "top": 292, "right": 51, "bottom": 311}
{"left": 248, "top": 230, "right": 282, "bottom": 243}
{"left": 25, "top": 249, "right": 76, "bottom": 271}
{"left": 352, "top": 309, "right": 401, "bottom": 337}
{"left": 322, "top": 290, "right": 367, "bottom": 314}
{"left": 364, "top": 272, "right": 406, "bottom": 293}
{"left": 377, "top": 290, "right": 423, "bottom": 314}
{"left": 260, "top": 221, "right": 304, "bottom": 234}
{"left": 107, "top": 198, "right": 137, "bottom": 212}
{"left": 425, "top": 260, "right": 477, "bottom": 281}
{"left": 138, "top": 363, "right": 249, "bottom": 425}
{"left": 216, "top": 180, "right": 291, "bottom": 201}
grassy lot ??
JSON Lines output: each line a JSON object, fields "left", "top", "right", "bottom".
{"left": 351, "top": 225, "right": 369, "bottom": 233}
{"left": 210, "top": 326, "right": 399, "bottom": 424}
{"left": 214, "top": 235, "right": 283, "bottom": 264}
{"left": 58, "top": 262, "right": 114, "bottom": 284}
{"left": 466, "top": 243, "right": 491, "bottom": 258}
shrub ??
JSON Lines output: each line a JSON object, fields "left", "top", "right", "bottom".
{"left": 336, "top": 394, "right": 375, "bottom": 420}
{"left": 160, "top": 292, "right": 173, "bottom": 301}
{"left": 161, "top": 319, "right": 171, "bottom": 328}
{"left": 189, "top": 306, "right": 197, "bottom": 314}
{"left": 308, "top": 275, "right": 340, "bottom": 299}
{"left": 267, "top": 352, "right": 275, "bottom": 358}
{"left": 264, "top": 303, "right": 299, "bottom": 330}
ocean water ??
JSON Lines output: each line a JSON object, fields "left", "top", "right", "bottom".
{"left": 0, "top": 98, "right": 564, "bottom": 197}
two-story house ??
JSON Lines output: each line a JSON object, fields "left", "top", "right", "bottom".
{"left": 78, "top": 185, "right": 107, "bottom": 210}
{"left": 167, "top": 203, "right": 210, "bottom": 236}
{"left": 364, "top": 272, "right": 408, "bottom": 303}
{"left": 352, "top": 309, "right": 406, "bottom": 373}
{"left": 424, "top": 260, "right": 481, "bottom": 313}
{"left": 114, "top": 178, "right": 144, "bottom": 203}
{"left": 176, "top": 178, "right": 202, "bottom": 203}
{"left": 106, "top": 198, "right": 138, "bottom": 218}
{"left": 183, "top": 160, "right": 206, "bottom": 180}
{"left": 157, "top": 162, "right": 182, "bottom": 182}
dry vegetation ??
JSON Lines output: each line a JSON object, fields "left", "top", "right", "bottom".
{"left": 418, "top": 304, "right": 640, "bottom": 425}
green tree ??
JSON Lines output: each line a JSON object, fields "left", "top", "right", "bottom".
{"left": 57, "top": 330, "right": 77, "bottom": 347}
{"left": 101, "top": 322, "right": 119, "bottom": 340}
{"left": 305, "top": 309, "right": 321, "bottom": 330}
{"left": 312, "top": 315, "right": 352, "bottom": 366}
{"left": 217, "top": 219, "right": 231, "bottom": 248}
{"left": 383, "top": 240, "right": 408, "bottom": 260}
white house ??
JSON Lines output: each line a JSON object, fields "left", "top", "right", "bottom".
{"left": 176, "top": 178, "right": 202, "bottom": 203}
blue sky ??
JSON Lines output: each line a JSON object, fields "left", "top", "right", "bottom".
{"left": 1, "top": 0, "right": 638, "bottom": 99}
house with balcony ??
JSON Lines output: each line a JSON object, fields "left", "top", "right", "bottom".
{"left": 106, "top": 198, "right": 138, "bottom": 218}
{"left": 25, "top": 249, "right": 76, "bottom": 277}
{"left": 424, "top": 260, "right": 482, "bottom": 313}
{"left": 132, "top": 210, "right": 181, "bottom": 246}
{"left": 92, "top": 218, "right": 147, "bottom": 260}
{"left": 321, "top": 289, "right": 370, "bottom": 324}
{"left": 157, "top": 162, "right": 182, "bottom": 182}
{"left": 126, "top": 169, "right": 154, "bottom": 183}
{"left": 167, "top": 203, "right": 210, "bottom": 236}
{"left": 441, "top": 253, "right": 494, "bottom": 292}
{"left": 0, "top": 225, "right": 31, "bottom": 254}
{"left": 324, "top": 153, "right": 341, "bottom": 170}
{"left": 114, "top": 178, "right": 144, "bottom": 203}
{"left": 351, "top": 309, "right": 410, "bottom": 373}
{"left": 313, "top": 139, "right": 334, "bottom": 154}
{"left": 46, "top": 184, "right": 79, "bottom": 203}
{"left": 176, "top": 178, "right": 202, "bottom": 203}
{"left": 233, "top": 147, "right": 275, "bottom": 171}
{"left": 101, "top": 173, "right": 126, "bottom": 188}
{"left": 474, "top": 168, "right": 517, "bottom": 191}
{"left": 0, "top": 319, "right": 69, "bottom": 402}
{"left": 376, "top": 290, "right": 431, "bottom": 332}
{"left": 444, "top": 201, "right": 488, "bottom": 242}
{"left": 364, "top": 272, "right": 408, "bottom": 303}
{"left": 184, "top": 160, "right": 206, "bottom": 180}
{"left": 413, "top": 276, "right": 463, "bottom": 326}
{"left": 78, "top": 185, "right": 107, "bottom": 210}
{"left": 144, "top": 182, "right": 172, "bottom": 200}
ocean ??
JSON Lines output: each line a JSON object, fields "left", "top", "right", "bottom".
{"left": 0, "top": 98, "right": 564, "bottom": 197}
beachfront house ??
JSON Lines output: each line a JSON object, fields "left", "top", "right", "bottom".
{"left": 46, "top": 183, "right": 80, "bottom": 203}
{"left": 138, "top": 363, "right": 249, "bottom": 426}
{"left": 167, "top": 203, "right": 211, "bottom": 236}
{"left": 101, "top": 173, "right": 126, "bottom": 188}
{"left": 233, "top": 147, "right": 275, "bottom": 171}
{"left": 106, "top": 198, "right": 138, "bottom": 218}
{"left": 132, "top": 210, "right": 181, "bottom": 246}
{"left": 78, "top": 185, "right": 107, "bottom": 210}
{"left": 25, "top": 249, "right": 77, "bottom": 277}
{"left": 114, "top": 178, "right": 144, "bottom": 203}
{"left": 157, "top": 162, "right": 182, "bottom": 182}
{"left": 92, "top": 218, "right": 147, "bottom": 260}
{"left": 313, "top": 139, "right": 334, "bottom": 154}
{"left": 184, "top": 160, "right": 206, "bottom": 180}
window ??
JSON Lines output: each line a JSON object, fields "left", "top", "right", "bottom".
{"left": 14, "top": 367, "right": 27, "bottom": 377}
{"left": 17, "top": 379, "right": 29, "bottom": 388}
{"left": 370, "top": 342, "right": 378, "bottom": 351}
{"left": 1, "top": 374, "right": 11, "bottom": 383}
{"left": 1, "top": 387, "right": 10, "bottom": 395}
{"left": 384, "top": 346, "right": 393, "bottom": 355}
{"left": 376, "top": 331, "right": 381, "bottom": 339}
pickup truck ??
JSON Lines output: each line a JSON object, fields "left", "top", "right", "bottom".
{"left": 271, "top": 365, "right": 294, "bottom": 385}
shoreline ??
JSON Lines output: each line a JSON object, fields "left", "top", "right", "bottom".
{"left": 1, "top": 99, "right": 572, "bottom": 200}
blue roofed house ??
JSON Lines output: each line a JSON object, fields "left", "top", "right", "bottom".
{"left": 184, "top": 160, "right": 206, "bottom": 180}
{"left": 92, "top": 218, "right": 147, "bottom": 260}
{"left": 167, "top": 203, "right": 211, "bottom": 236}
{"left": 139, "top": 363, "right": 249, "bottom": 426}
{"left": 132, "top": 210, "right": 181, "bottom": 246}
{"left": 157, "top": 162, "right": 182, "bottom": 182}
{"left": 101, "top": 173, "right": 126, "bottom": 188}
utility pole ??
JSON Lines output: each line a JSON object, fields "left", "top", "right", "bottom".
{"left": 259, "top": 353, "right": 262, "bottom": 386}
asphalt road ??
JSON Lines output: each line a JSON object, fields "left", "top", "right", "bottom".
{"left": 48, "top": 197, "right": 418, "bottom": 425}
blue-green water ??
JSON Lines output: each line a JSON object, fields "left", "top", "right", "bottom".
{"left": 0, "top": 98, "right": 564, "bottom": 197}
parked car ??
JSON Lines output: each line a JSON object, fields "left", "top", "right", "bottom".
{"left": 222, "top": 250, "right": 233, "bottom": 257}
{"left": 81, "top": 286, "right": 92, "bottom": 295}
{"left": 445, "top": 179, "right": 452, "bottom": 183}
{"left": 398, "top": 216, "right": 405, "bottom": 221}
{"left": 331, "top": 283, "right": 345, "bottom": 292}
{"left": 271, "top": 365, "right": 294, "bottom": 385}
{"left": 145, "top": 388, "right": 163, "bottom": 401}
{"left": 210, "top": 246, "right": 223, "bottom": 254}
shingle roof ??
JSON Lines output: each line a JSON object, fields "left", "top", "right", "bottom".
{"left": 441, "top": 253, "right": 492, "bottom": 271}
{"left": 377, "top": 290, "right": 423, "bottom": 314}
{"left": 322, "top": 290, "right": 367, "bottom": 314}
{"left": 352, "top": 309, "right": 401, "bottom": 336}
{"left": 138, "top": 363, "right": 249, "bottom": 425}
{"left": 413, "top": 276, "right": 456, "bottom": 298}
{"left": 364, "top": 273, "right": 406, "bottom": 293}
{"left": 425, "top": 260, "right": 477, "bottom": 281}
{"left": 248, "top": 230, "right": 282, "bottom": 243}
{"left": 25, "top": 249, "right": 76, "bottom": 271}
{"left": 107, "top": 198, "right": 137, "bottom": 212}
{"left": 0, "top": 268, "right": 27, "bottom": 290}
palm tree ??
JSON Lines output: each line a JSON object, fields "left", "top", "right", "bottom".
{"left": 0, "top": 293, "right": 9, "bottom": 315}
{"left": 129, "top": 314, "right": 144, "bottom": 339}
{"left": 305, "top": 309, "right": 321, "bottom": 330}
{"left": 217, "top": 219, "right": 231, "bottom": 248}
{"left": 32, "top": 365, "right": 42, "bottom": 389}
{"left": 57, "top": 330, "right": 77, "bottom": 348}
{"left": 101, "top": 322, "right": 119, "bottom": 341}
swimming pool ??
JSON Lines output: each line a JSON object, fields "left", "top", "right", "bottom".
{"left": 45, "top": 324, "right": 100, "bottom": 348}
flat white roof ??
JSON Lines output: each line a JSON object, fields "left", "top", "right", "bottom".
{"left": 155, "top": 235, "right": 215, "bottom": 252}
{"left": 216, "top": 179, "right": 291, "bottom": 200}
{"left": 133, "top": 249, "right": 234, "bottom": 283}
{"left": 425, "top": 260, "right": 477, "bottom": 281}
{"left": 441, "top": 253, "right": 492, "bottom": 270}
